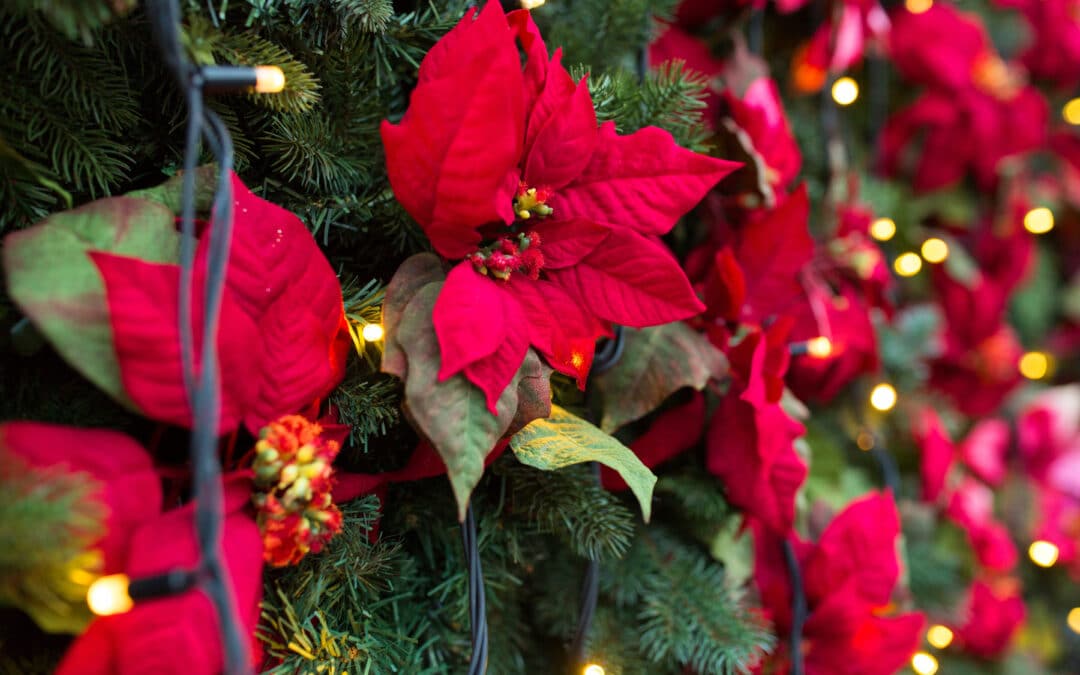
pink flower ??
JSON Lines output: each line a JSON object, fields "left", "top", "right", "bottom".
{"left": 952, "top": 580, "right": 1026, "bottom": 659}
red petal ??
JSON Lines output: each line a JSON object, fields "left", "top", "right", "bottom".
{"left": 462, "top": 286, "right": 530, "bottom": 414}
{"left": 523, "top": 54, "right": 598, "bottom": 190}
{"left": 0, "top": 422, "right": 162, "bottom": 573}
{"left": 381, "top": 2, "right": 524, "bottom": 256}
{"left": 506, "top": 9, "right": 549, "bottom": 114}
{"left": 91, "top": 253, "right": 259, "bottom": 433}
{"left": 546, "top": 229, "right": 704, "bottom": 326}
{"left": 433, "top": 262, "right": 508, "bottom": 380}
{"left": 511, "top": 276, "right": 603, "bottom": 386}
{"left": 532, "top": 218, "right": 610, "bottom": 269}
{"left": 912, "top": 407, "right": 955, "bottom": 502}
{"left": 602, "top": 392, "right": 705, "bottom": 491}
{"left": 703, "top": 246, "right": 746, "bottom": 322}
{"left": 735, "top": 185, "right": 815, "bottom": 323}
{"left": 551, "top": 122, "right": 740, "bottom": 236}
{"left": 804, "top": 491, "right": 901, "bottom": 607}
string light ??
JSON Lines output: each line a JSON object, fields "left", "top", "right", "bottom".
{"left": 894, "top": 252, "right": 922, "bottom": 277}
{"left": 831, "top": 77, "right": 859, "bottom": 106}
{"left": 520, "top": 0, "right": 546, "bottom": 7}
{"left": 905, "top": 0, "right": 933, "bottom": 13}
{"left": 87, "top": 574, "right": 134, "bottom": 616}
{"left": 1023, "top": 207, "right": 1054, "bottom": 234}
{"left": 1029, "top": 540, "right": 1060, "bottom": 567}
{"left": 869, "top": 383, "right": 898, "bottom": 412}
{"left": 1019, "top": 351, "right": 1050, "bottom": 380}
{"left": 869, "top": 217, "right": 896, "bottom": 241}
{"left": 254, "top": 66, "right": 286, "bottom": 93}
{"left": 920, "top": 238, "right": 949, "bottom": 263}
{"left": 1064, "top": 97, "right": 1080, "bottom": 126}
{"left": 926, "top": 624, "right": 954, "bottom": 649}
{"left": 806, "top": 336, "right": 833, "bottom": 358}
{"left": 1067, "top": 608, "right": 1080, "bottom": 633}
{"left": 856, "top": 430, "right": 875, "bottom": 451}
{"left": 361, "top": 323, "right": 385, "bottom": 341}
{"left": 911, "top": 652, "right": 939, "bottom": 675}
{"left": 583, "top": 665, "right": 605, "bottom": 675}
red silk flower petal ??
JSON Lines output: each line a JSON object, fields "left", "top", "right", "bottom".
{"left": 523, "top": 54, "right": 598, "bottom": 191}
{"left": 532, "top": 217, "right": 610, "bottom": 269}
{"left": 510, "top": 276, "right": 603, "bottom": 386}
{"left": 506, "top": 9, "right": 549, "bottom": 114}
{"left": 433, "top": 262, "right": 508, "bottom": 380}
{"left": 735, "top": 185, "right": 814, "bottom": 323}
{"left": 912, "top": 407, "right": 955, "bottom": 502}
{"left": 804, "top": 491, "right": 901, "bottom": 608}
{"left": 545, "top": 228, "right": 705, "bottom": 326}
{"left": 551, "top": 122, "right": 740, "bottom": 236}
{"left": 462, "top": 287, "right": 530, "bottom": 415}
{"left": 0, "top": 422, "right": 162, "bottom": 573}
{"left": 90, "top": 252, "right": 259, "bottom": 433}
{"left": 381, "top": 2, "right": 524, "bottom": 256}
{"left": 702, "top": 246, "right": 746, "bottom": 322}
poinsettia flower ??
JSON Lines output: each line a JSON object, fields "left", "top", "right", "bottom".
{"left": 951, "top": 579, "right": 1026, "bottom": 659}
{"left": 912, "top": 407, "right": 955, "bottom": 503}
{"left": 91, "top": 172, "right": 351, "bottom": 434}
{"left": 791, "top": 0, "right": 890, "bottom": 93}
{"left": 995, "top": 0, "right": 1080, "bottom": 88}
{"left": 753, "top": 492, "right": 924, "bottom": 675}
{"left": 381, "top": 2, "right": 738, "bottom": 412}
{"left": 722, "top": 64, "right": 803, "bottom": 196}
{"left": 787, "top": 282, "right": 880, "bottom": 404}
{"left": 707, "top": 322, "right": 808, "bottom": 534}
{"left": 946, "top": 477, "right": 1019, "bottom": 572}
{"left": 56, "top": 474, "right": 263, "bottom": 675}
{"left": 1018, "top": 384, "right": 1080, "bottom": 486}
{"left": 880, "top": 2, "right": 1048, "bottom": 191}
{"left": 0, "top": 423, "right": 162, "bottom": 576}
{"left": 928, "top": 265, "right": 1023, "bottom": 417}
{"left": 959, "top": 418, "right": 1010, "bottom": 487}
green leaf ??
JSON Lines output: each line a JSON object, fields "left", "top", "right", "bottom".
{"left": 510, "top": 404, "right": 657, "bottom": 522}
{"left": 2, "top": 196, "right": 182, "bottom": 406}
{"left": 391, "top": 283, "right": 524, "bottom": 521}
{"left": 380, "top": 252, "right": 446, "bottom": 381}
{"left": 593, "top": 323, "right": 726, "bottom": 433}
{"left": 126, "top": 165, "right": 218, "bottom": 217}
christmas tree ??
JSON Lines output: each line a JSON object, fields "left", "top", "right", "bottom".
{"left": 0, "top": 0, "right": 1078, "bottom": 674}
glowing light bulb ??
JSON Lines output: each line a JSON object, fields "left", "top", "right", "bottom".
{"left": 894, "top": 252, "right": 922, "bottom": 277}
{"left": 911, "top": 652, "right": 939, "bottom": 675}
{"left": 1064, "top": 98, "right": 1080, "bottom": 126}
{"left": 361, "top": 323, "right": 385, "bottom": 342}
{"left": 87, "top": 574, "right": 133, "bottom": 616}
{"left": 1024, "top": 207, "right": 1054, "bottom": 234}
{"left": 927, "top": 624, "right": 954, "bottom": 649}
{"left": 583, "top": 665, "right": 605, "bottom": 675}
{"left": 831, "top": 77, "right": 859, "bottom": 106}
{"left": 806, "top": 336, "right": 833, "bottom": 358}
{"left": 856, "top": 430, "right": 875, "bottom": 451}
{"left": 1019, "top": 351, "right": 1050, "bottom": 380}
{"left": 1068, "top": 608, "right": 1080, "bottom": 634}
{"left": 1029, "top": 540, "right": 1060, "bottom": 567}
{"left": 920, "top": 238, "right": 949, "bottom": 263}
{"left": 870, "top": 383, "right": 897, "bottom": 412}
{"left": 905, "top": 0, "right": 933, "bottom": 14}
{"left": 521, "top": 0, "right": 546, "bottom": 6}
{"left": 869, "top": 217, "right": 896, "bottom": 241}
{"left": 254, "top": 66, "right": 286, "bottom": 93}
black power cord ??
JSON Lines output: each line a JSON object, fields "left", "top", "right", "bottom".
{"left": 462, "top": 504, "right": 490, "bottom": 675}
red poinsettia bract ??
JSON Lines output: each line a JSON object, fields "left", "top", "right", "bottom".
{"left": 0, "top": 422, "right": 262, "bottom": 675}
{"left": 880, "top": 2, "right": 1048, "bottom": 191}
{"left": 753, "top": 492, "right": 924, "bottom": 675}
{"left": 91, "top": 173, "right": 351, "bottom": 435}
{"left": 381, "top": 2, "right": 738, "bottom": 412}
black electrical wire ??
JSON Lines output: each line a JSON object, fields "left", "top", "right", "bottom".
{"left": 782, "top": 539, "right": 808, "bottom": 675}
{"left": 146, "top": 2, "right": 250, "bottom": 672}
{"left": 591, "top": 325, "right": 625, "bottom": 375}
{"left": 462, "top": 504, "right": 489, "bottom": 675}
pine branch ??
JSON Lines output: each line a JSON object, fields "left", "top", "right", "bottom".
{"left": 5, "top": 0, "right": 136, "bottom": 44}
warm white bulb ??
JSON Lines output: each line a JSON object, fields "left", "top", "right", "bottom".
{"left": 254, "top": 66, "right": 286, "bottom": 93}
{"left": 869, "top": 383, "right": 897, "bottom": 412}
{"left": 831, "top": 77, "right": 859, "bottom": 106}
{"left": 926, "top": 624, "right": 954, "bottom": 649}
{"left": 912, "top": 651, "right": 939, "bottom": 675}
{"left": 1019, "top": 352, "right": 1050, "bottom": 380}
{"left": 869, "top": 217, "right": 896, "bottom": 241}
{"left": 583, "top": 665, "right": 605, "bottom": 675}
{"left": 361, "top": 323, "right": 385, "bottom": 342}
{"left": 1068, "top": 608, "right": 1080, "bottom": 634}
{"left": 87, "top": 574, "right": 133, "bottom": 616}
{"left": 905, "top": 0, "right": 933, "bottom": 14}
{"left": 1029, "top": 540, "right": 1060, "bottom": 567}
{"left": 806, "top": 336, "right": 833, "bottom": 359}
{"left": 894, "top": 252, "right": 923, "bottom": 277}
{"left": 1024, "top": 207, "right": 1054, "bottom": 234}
{"left": 920, "top": 238, "right": 949, "bottom": 264}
